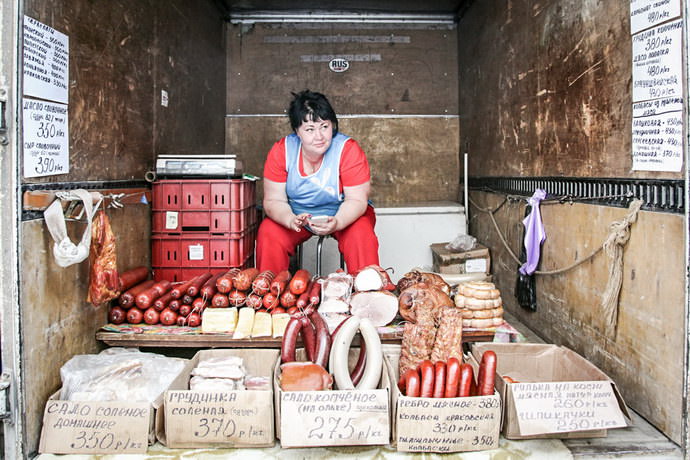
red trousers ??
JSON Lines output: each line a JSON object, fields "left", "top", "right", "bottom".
{"left": 256, "top": 206, "right": 379, "bottom": 275}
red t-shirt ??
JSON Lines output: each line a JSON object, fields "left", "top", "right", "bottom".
{"left": 263, "top": 136, "right": 371, "bottom": 190}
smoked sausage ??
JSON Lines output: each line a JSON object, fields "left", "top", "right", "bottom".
{"left": 270, "top": 270, "right": 291, "bottom": 296}
{"left": 418, "top": 360, "right": 435, "bottom": 398}
{"left": 200, "top": 272, "right": 223, "bottom": 299}
{"left": 119, "top": 280, "right": 155, "bottom": 309}
{"left": 216, "top": 268, "right": 240, "bottom": 294}
{"left": 477, "top": 350, "right": 497, "bottom": 396}
{"left": 289, "top": 269, "right": 311, "bottom": 295}
{"left": 252, "top": 270, "right": 275, "bottom": 296}
{"left": 458, "top": 363, "right": 475, "bottom": 397}
{"left": 118, "top": 266, "right": 149, "bottom": 292}
{"left": 234, "top": 268, "right": 260, "bottom": 291}
{"left": 299, "top": 316, "right": 317, "bottom": 363}
{"left": 433, "top": 361, "right": 446, "bottom": 398}
{"left": 444, "top": 357, "right": 461, "bottom": 398}
{"left": 308, "top": 310, "right": 332, "bottom": 369}
{"left": 135, "top": 280, "right": 172, "bottom": 309}
{"left": 280, "top": 317, "right": 303, "bottom": 363}
{"left": 187, "top": 272, "right": 212, "bottom": 297}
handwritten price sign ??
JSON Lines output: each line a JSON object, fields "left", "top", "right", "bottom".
{"left": 22, "top": 98, "right": 69, "bottom": 178}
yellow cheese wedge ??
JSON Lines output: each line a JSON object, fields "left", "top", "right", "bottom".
{"left": 232, "top": 307, "right": 255, "bottom": 339}
{"left": 251, "top": 311, "right": 272, "bottom": 338}
{"left": 201, "top": 307, "right": 238, "bottom": 334}
{"left": 271, "top": 313, "right": 291, "bottom": 338}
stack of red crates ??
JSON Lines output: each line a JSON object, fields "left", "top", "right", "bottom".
{"left": 151, "top": 179, "right": 258, "bottom": 282}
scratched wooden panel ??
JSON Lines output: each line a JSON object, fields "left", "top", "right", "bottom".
{"left": 226, "top": 22, "right": 458, "bottom": 115}
{"left": 22, "top": 0, "right": 225, "bottom": 184}
{"left": 457, "top": 0, "right": 682, "bottom": 180}
{"left": 469, "top": 190, "right": 684, "bottom": 443}
{"left": 226, "top": 116, "right": 460, "bottom": 205}
{"left": 21, "top": 204, "right": 150, "bottom": 455}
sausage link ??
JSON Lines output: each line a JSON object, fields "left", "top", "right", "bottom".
{"left": 458, "top": 363, "right": 475, "bottom": 397}
{"left": 245, "top": 293, "right": 263, "bottom": 310}
{"left": 262, "top": 292, "right": 279, "bottom": 310}
{"left": 200, "top": 272, "right": 223, "bottom": 299}
{"left": 211, "top": 293, "right": 229, "bottom": 308}
{"left": 228, "top": 289, "right": 247, "bottom": 307}
{"left": 118, "top": 266, "right": 149, "bottom": 292}
{"left": 403, "top": 369, "right": 421, "bottom": 397}
{"left": 187, "top": 272, "right": 212, "bottom": 297}
{"left": 477, "top": 350, "right": 497, "bottom": 396}
{"left": 135, "top": 280, "right": 172, "bottom": 309}
{"left": 445, "top": 357, "right": 461, "bottom": 398}
{"left": 280, "top": 317, "right": 303, "bottom": 363}
{"left": 168, "top": 298, "right": 181, "bottom": 312}
{"left": 233, "top": 268, "right": 260, "bottom": 291}
{"left": 280, "top": 290, "right": 297, "bottom": 308}
{"left": 418, "top": 360, "right": 435, "bottom": 398}
{"left": 308, "top": 278, "right": 322, "bottom": 306}
{"left": 289, "top": 269, "right": 311, "bottom": 295}
{"left": 270, "top": 270, "right": 291, "bottom": 296}
{"left": 153, "top": 290, "right": 174, "bottom": 312}
{"left": 251, "top": 270, "right": 275, "bottom": 296}
{"left": 296, "top": 281, "right": 313, "bottom": 309}
{"left": 433, "top": 361, "right": 447, "bottom": 398}
{"left": 170, "top": 278, "right": 196, "bottom": 299}
{"left": 216, "top": 268, "right": 240, "bottom": 294}
{"left": 118, "top": 280, "right": 155, "bottom": 309}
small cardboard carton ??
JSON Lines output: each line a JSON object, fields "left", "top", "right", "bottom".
{"left": 472, "top": 343, "right": 631, "bottom": 439}
{"left": 384, "top": 345, "right": 502, "bottom": 453}
{"left": 38, "top": 360, "right": 189, "bottom": 455}
{"left": 431, "top": 242, "right": 491, "bottom": 274}
{"left": 159, "top": 348, "right": 278, "bottom": 448}
{"left": 274, "top": 348, "right": 391, "bottom": 448}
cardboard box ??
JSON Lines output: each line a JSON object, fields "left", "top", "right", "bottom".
{"left": 39, "top": 360, "right": 189, "bottom": 455}
{"left": 274, "top": 348, "right": 390, "bottom": 448}
{"left": 384, "top": 345, "right": 502, "bottom": 453}
{"left": 431, "top": 242, "right": 491, "bottom": 274}
{"left": 472, "top": 343, "right": 631, "bottom": 439}
{"left": 159, "top": 348, "right": 278, "bottom": 448}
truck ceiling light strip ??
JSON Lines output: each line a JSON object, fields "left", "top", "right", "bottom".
{"left": 228, "top": 11, "right": 456, "bottom": 25}
{"left": 469, "top": 176, "right": 684, "bottom": 214}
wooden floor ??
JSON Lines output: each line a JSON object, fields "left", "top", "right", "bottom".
{"left": 504, "top": 311, "right": 684, "bottom": 459}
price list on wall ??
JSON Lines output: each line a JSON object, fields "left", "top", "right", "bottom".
{"left": 22, "top": 16, "right": 70, "bottom": 178}
{"left": 629, "top": 1, "right": 684, "bottom": 172}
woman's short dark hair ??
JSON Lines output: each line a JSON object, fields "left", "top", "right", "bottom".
{"left": 288, "top": 90, "right": 338, "bottom": 134}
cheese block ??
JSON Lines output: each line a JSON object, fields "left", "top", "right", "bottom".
{"left": 232, "top": 307, "right": 255, "bottom": 339}
{"left": 271, "top": 313, "right": 291, "bottom": 338}
{"left": 201, "top": 307, "right": 238, "bottom": 334}
{"left": 251, "top": 311, "right": 272, "bottom": 338}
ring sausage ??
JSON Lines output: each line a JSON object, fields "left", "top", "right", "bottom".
{"left": 280, "top": 317, "right": 303, "bottom": 363}
{"left": 299, "top": 316, "right": 317, "bottom": 363}
{"left": 350, "top": 341, "right": 367, "bottom": 386}
{"left": 308, "top": 310, "right": 332, "bottom": 369}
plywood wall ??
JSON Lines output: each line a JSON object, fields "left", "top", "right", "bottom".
{"left": 458, "top": 0, "right": 685, "bottom": 443}
{"left": 20, "top": 0, "right": 226, "bottom": 455}
{"left": 225, "top": 22, "right": 460, "bottom": 205}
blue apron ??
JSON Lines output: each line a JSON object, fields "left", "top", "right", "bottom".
{"left": 285, "top": 132, "right": 349, "bottom": 217}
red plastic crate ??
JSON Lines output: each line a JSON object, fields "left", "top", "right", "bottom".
{"left": 152, "top": 229, "right": 255, "bottom": 270}
{"left": 152, "top": 267, "right": 228, "bottom": 283}
{"left": 152, "top": 207, "right": 253, "bottom": 233}
{"left": 152, "top": 179, "right": 256, "bottom": 211}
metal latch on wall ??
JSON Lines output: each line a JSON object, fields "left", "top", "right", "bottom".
{"left": 0, "top": 86, "right": 8, "bottom": 146}
{"left": 0, "top": 372, "right": 12, "bottom": 420}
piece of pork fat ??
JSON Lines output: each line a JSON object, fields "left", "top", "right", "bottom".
{"left": 349, "top": 290, "right": 399, "bottom": 327}
{"left": 354, "top": 265, "right": 395, "bottom": 292}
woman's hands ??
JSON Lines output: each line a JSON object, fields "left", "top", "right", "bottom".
{"left": 307, "top": 216, "right": 338, "bottom": 235}
{"left": 290, "top": 213, "right": 311, "bottom": 232}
